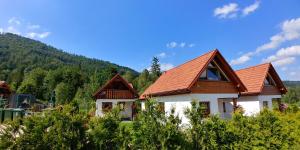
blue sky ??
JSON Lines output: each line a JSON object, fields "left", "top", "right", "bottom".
{"left": 0, "top": 0, "right": 300, "bottom": 80}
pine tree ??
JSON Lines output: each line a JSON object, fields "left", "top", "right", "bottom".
{"left": 151, "top": 57, "right": 161, "bottom": 78}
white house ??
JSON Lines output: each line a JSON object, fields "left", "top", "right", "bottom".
{"left": 235, "top": 63, "right": 287, "bottom": 115}
{"left": 140, "top": 50, "right": 248, "bottom": 124}
{"left": 93, "top": 74, "right": 139, "bottom": 120}
{"left": 140, "top": 49, "right": 287, "bottom": 124}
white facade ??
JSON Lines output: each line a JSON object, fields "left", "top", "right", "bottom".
{"left": 237, "top": 95, "right": 281, "bottom": 116}
{"left": 96, "top": 99, "right": 137, "bottom": 120}
{"left": 141, "top": 94, "right": 282, "bottom": 125}
{"left": 146, "top": 93, "right": 238, "bottom": 125}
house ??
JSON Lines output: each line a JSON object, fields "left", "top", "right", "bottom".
{"left": 140, "top": 50, "right": 247, "bottom": 124}
{"left": 93, "top": 74, "right": 139, "bottom": 120}
{"left": 235, "top": 63, "right": 287, "bottom": 115}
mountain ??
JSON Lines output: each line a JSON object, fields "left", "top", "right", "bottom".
{"left": 0, "top": 33, "right": 138, "bottom": 82}
{"left": 284, "top": 81, "right": 300, "bottom": 88}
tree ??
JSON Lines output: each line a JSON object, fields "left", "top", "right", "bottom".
{"left": 150, "top": 57, "right": 161, "bottom": 78}
{"left": 55, "top": 82, "right": 75, "bottom": 104}
{"left": 17, "top": 68, "right": 47, "bottom": 100}
{"left": 122, "top": 70, "right": 135, "bottom": 83}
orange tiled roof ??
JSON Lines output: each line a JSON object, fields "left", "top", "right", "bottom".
{"left": 235, "top": 63, "right": 287, "bottom": 95}
{"left": 141, "top": 49, "right": 246, "bottom": 99}
{"left": 235, "top": 63, "right": 270, "bottom": 95}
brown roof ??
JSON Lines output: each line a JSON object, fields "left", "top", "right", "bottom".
{"left": 0, "top": 81, "right": 11, "bottom": 93}
{"left": 235, "top": 63, "right": 287, "bottom": 95}
{"left": 93, "top": 74, "right": 139, "bottom": 98}
{"left": 140, "top": 49, "right": 246, "bottom": 99}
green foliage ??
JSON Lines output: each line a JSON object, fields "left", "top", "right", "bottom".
{"left": 1, "top": 101, "right": 300, "bottom": 149}
{"left": 0, "top": 33, "right": 138, "bottom": 103}
{"left": 88, "top": 108, "right": 122, "bottom": 150}
{"left": 282, "top": 86, "right": 300, "bottom": 105}
{"left": 150, "top": 57, "right": 161, "bottom": 78}
{"left": 0, "top": 103, "right": 88, "bottom": 150}
{"left": 132, "top": 99, "right": 187, "bottom": 149}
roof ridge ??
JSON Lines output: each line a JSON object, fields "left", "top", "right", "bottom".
{"left": 165, "top": 49, "right": 218, "bottom": 73}
{"left": 235, "top": 62, "right": 271, "bottom": 72}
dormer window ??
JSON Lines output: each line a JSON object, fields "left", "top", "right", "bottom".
{"left": 199, "top": 61, "right": 229, "bottom": 81}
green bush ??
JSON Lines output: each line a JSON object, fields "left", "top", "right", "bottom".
{"left": 1, "top": 100, "right": 300, "bottom": 150}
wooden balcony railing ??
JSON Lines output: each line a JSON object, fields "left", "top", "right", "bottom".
{"left": 103, "top": 89, "right": 134, "bottom": 99}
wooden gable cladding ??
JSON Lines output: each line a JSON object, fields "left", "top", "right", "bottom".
{"left": 93, "top": 74, "right": 139, "bottom": 99}
{"left": 191, "top": 81, "right": 238, "bottom": 93}
{"left": 261, "top": 86, "right": 281, "bottom": 95}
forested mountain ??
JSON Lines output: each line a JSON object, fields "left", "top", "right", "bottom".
{"left": 0, "top": 33, "right": 143, "bottom": 108}
{"left": 0, "top": 33, "right": 137, "bottom": 82}
{"left": 284, "top": 81, "right": 300, "bottom": 87}
{"left": 0, "top": 33, "right": 159, "bottom": 109}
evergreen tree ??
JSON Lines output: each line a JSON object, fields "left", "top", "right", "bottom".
{"left": 150, "top": 57, "right": 161, "bottom": 78}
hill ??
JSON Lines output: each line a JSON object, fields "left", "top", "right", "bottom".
{"left": 0, "top": 33, "right": 141, "bottom": 107}
{"left": 0, "top": 33, "right": 138, "bottom": 81}
{"left": 284, "top": 81, "right": 300, "bottom": 88}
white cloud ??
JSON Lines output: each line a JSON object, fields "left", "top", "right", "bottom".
{"left": 188, "top": 43, "right": 195, "bottom": 47}
{"left": 0, "top": 17, "right": 50, "bottom": 39}
{"left": 263, "top": 45, "right": 300, "bottom": 62}
{"left": 257, "top": 18, "right": 300, "bottom": 52}
{"left": 272, "top": 57, "right": 295, "bottom": 67}
{"left": 166, "top": 42, "right": 177, "bottom": 48}
{"left": 157, "top": 52, "right": 166, "bottom": 58}
{"left": 179, "top": 42, "right": 186, "bottom": 48}
{"left": 26, "top": 32, "right": 51, "bottom": 39}
{"left": 27, "top": 24, "right": 40, "bottom": 30}
{"left": 214, "top": 3, "right": 239, "bottom": 19}
{"left": 160, "top": 63, "right": 174, "bottom": 71}
{"left": 166, "top": 41, "right": 195, "bottom": 48}
{"left": 230, "top": 52, "right": 252, "bottom": 65}
{"left": 231, "top": 17, "right": 300, "bottom": 65}
{"left": 8, "top": 17, "right": 21, "bottom": 25}
{"left": 262, "top": 45, "right": 300, "bottom": 67}
{"left": 242, "top": 1, "right": 260, "bottom": 16}
{"left": 6, "top": 26, "right": 21, "bottom": 35}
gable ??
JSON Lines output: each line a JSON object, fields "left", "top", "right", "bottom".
{"left": 191, "top": 56, "right": 241, "bottom": 94}
{"left": 93, "top": 74, "right": 139, "bottom": 99}
{"left": 141, "top": 49, "right": 246, "bottom": 99}
{"left": 235, "top": 63, "right": 287, "bottom": 95}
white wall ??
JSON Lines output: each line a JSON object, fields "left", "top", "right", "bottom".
{"left": 237, "top": 95, "right": 281, "bottom": 116}
{"left": 95, "top": 99, "right": 136, "bottom": 118}
{"left": 153, "top": 93, "right": 238, "bottom": 125}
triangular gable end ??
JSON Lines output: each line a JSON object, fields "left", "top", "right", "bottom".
{"left": 93, "top": 74, "right": 139, "bottom": 99}
{"left": 261, "top": 64, "right": 287, "bottom": 94}
{"left": 188, "top": 50, "right": 247, "bottom": 92}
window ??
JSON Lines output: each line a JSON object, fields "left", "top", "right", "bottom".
{"left": 199, "top": 61, "right": 229, "bottom": 81}
{"left": 102, "top": 102, "right": 112, "bottom": 112}
{"left": 263, "top": 101, "right": 268, "bottom": 108}
{"left": 199, "top": 102, "right": 210, "bottom": 117}
{"left": 118, "top": 102, "right": 125, "bottom": 110}
{"left": 159, "top": 102, "right": 165, "bottom": 113}
{"left": 223, "top": 102, "right": 226, "bottom": 113}
{"left": 264, "top": 75, "right": 276, "bottom": 86}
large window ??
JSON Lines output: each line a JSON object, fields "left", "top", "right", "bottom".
{"left": 264, "top": 75, "right": 276, "bottom": 86}
{"left": 102, "top": 102, "right": 112, "bottom": 112}
{"left": 199, "top": 102, "right": 210, "bottom": 117}
{"left": 199, "top": 61, "right": 228, "bottom": 81}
